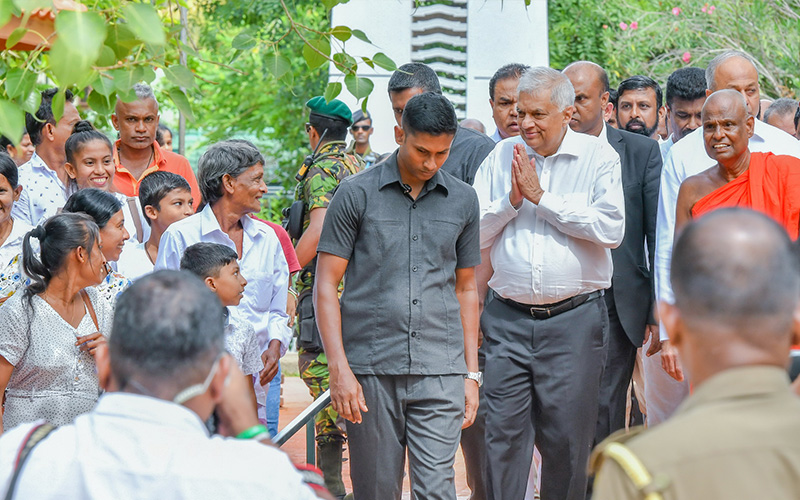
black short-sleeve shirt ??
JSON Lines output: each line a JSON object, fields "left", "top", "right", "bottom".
{"left": 317, "top": 152, "right": 481, "bottom": 375}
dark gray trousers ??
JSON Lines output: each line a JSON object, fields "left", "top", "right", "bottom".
{"left": 595, "top": 290, "right": 638, "bottom": 444}
{"left": 347, "top": 374, "right": 464, "bottom": 500}
{"left": 483, "top": 293, "right": 608, "bottom": 500}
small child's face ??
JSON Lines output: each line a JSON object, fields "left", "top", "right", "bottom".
{"left": 147, "top": 188, "right": 193, "bottom": 230}
{"left": 211, "top": 261, "right": 247, "bottom": 307}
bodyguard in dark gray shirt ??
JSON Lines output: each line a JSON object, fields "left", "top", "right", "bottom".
{"left": 315, "top": 93, "right": 481, "bottom": 500}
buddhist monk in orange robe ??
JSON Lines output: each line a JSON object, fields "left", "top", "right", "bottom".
{"left": 675, "top": 89, "right": 800, "bottom": 239}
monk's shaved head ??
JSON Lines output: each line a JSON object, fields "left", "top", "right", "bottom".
{"left": 702, "top": 90, "right": 754, "bottom": 166}
{"left": 702, "top": 89, "right": 748, "bottom": 121}
{"left": 672, "top": 208, "right": 800, "bottom": 347}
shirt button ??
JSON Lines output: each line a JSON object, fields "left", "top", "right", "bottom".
{"left": 412, "top": 266, "right": 418, "bottom": 272}
{"left": 412, "top": 203, "right": 417, "bottom": 209}
{"left": 412, "top": 299, "right": 418, "bottom": 305}
{"left": 411, "top": 331, "right": 418, "bottom": 337}
{"left": 412, "top": 235, "right": 418, "bottom": 241}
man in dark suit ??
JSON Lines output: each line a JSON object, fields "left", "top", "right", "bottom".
{"left": 563, "top": 62, "right": 662, "bottom": 442}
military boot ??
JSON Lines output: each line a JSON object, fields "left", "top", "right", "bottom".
{"left": 317, "top": 439, "right": 346, "bottom": 499}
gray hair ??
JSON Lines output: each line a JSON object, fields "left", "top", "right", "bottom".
{"left": 110, "top": 270, "right": 225, "bottom": 388}
{"left": 763, "top": 97, "right": 799, "bottom": 123}
{"left": 133, "top": 82, "right": 156, "bottom": 102}
{"left": 518, "top": 67, "right": 575, "bottom": 111}
{"left": 705, "top": 50, "right": 758, "bottom": 91}
{"left": 198, "top": 140, "right": 265, "bottom": 205}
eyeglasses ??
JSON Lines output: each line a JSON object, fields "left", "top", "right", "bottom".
{"left": 351, "top": 125, "right": 371, "bottom": 132}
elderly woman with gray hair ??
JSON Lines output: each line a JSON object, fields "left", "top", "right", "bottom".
{"left": 155, "top": 140, "right": 290, "bottom": 425}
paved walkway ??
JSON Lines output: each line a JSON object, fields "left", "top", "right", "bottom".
{"left": 278, "top": 374, "right": 473, "bottom": 499}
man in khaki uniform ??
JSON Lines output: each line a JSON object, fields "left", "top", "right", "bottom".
{"left": 592, "top": 207, "right": 800, "bottom": 500}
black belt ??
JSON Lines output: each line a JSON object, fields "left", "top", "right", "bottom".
{"left": 493, "top": 289, "right": 604, "bottom": 320}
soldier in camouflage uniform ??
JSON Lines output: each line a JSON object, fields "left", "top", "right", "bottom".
{"left": 345, "top": 109, "right": 381, "bottom": 168}
{"left": 293, "top": 96, "right": 361, "bottom": 499}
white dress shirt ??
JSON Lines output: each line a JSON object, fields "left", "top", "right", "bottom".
{"left": 0, "top": 218, "right": 33, "bottom": 267}
{"left": 155, "top": 204, "right": 291, "bottom": 354}
{"left": 654, "top": 120, "right": 800, "bottom": 340}
{"left": 116, "top": 241, "right": 154, "bottom": 281}
{"left": 659, "top": 134, "right": 675, "bottom": 163}
{"left": 0, "top": 393, "right": 318, "bottom": 500}
{"left": 473, "top": 128, "right": 625, "bottom": 305}
{"left": 11, "top": 152, "right": 68, "bottom": 226}
{"left": 490, "top": 129, "right": 503, "bottom": 143}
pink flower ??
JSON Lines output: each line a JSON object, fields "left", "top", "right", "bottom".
{"left": 619, "top": 21, "right": 628, "bottom": 30}
{"left": 672, "top": 6, "right": 681, "bottom": 15}
{"left": 630, "top": 21, "right": 639, "bottom": 30}
{"left": 709, "top": 5, "right": 715, "bottom": 13}
{"left": 682, "top": 51, "right": 692, "bottom": 63}
{"left": 701, "top": 5, "right": 707, "bottom": 12}
{"left": 603, "top": 24, "right": 608, "bottom": 29}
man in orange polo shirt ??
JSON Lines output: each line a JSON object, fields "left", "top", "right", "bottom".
{"left": 111, "top": 83, "right": 201, "bottom": 205}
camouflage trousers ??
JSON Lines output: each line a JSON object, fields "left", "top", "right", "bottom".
{"left": 298, "top": 349, "right": 347, "bottom": 445}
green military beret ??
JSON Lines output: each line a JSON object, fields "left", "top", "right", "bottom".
{"left": 306, "top": 96, "right": 353, "bottom": 126}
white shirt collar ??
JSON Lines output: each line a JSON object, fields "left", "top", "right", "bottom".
{"left": 199, "top": 204, "right": 260, "bottom": 239}
{"left": 94, "top": 392, "right": 210, "bottom": 435}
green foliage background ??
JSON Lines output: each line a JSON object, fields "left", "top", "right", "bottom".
{"left": 549, "top": 0, "right": 800, "bottom": 96}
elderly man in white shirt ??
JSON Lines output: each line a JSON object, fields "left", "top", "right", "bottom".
{"left": 473, "top": 66, "right": 624, "bottom": 500}
{"left": 649, "top": 50, "right": 800, "bottom": 426}
{"left": 156, "top": 140, "right": 290, "bottom": 424}
{"left": 11, "top": 88, "right": 80, "bottom": 226}
{"left": 0, "top": 271, "right": 328, "bottom": 500}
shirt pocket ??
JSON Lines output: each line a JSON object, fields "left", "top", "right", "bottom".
{"left": 424, "top": 219, "right": 462, "bottom": 263}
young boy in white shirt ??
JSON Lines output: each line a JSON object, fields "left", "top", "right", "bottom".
{"left": 117, "top": 171, "right": 194, "bottom": 281}
{"left": 180, "top": 242, "right": 264, "bottom": 411}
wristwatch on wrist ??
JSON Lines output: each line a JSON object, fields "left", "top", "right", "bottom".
{"left": 465, "top": 371, "right": 483, "bottom": 387}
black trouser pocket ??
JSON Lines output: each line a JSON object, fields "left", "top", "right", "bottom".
{"left": 297, "top": 293, "right": 324, "bottom": 352}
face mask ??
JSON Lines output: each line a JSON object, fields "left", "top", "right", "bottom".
{"left": 172, "top": 353, "right": 224, "bottom": 405}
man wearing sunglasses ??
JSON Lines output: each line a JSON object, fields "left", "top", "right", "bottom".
{"left": 346, "top": 109, "right": 381, "bottom": 169}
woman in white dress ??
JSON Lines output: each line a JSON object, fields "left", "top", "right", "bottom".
{"left": 63, "top": 188, "right": 131, "bottom": 306}
{"left": 0, "top": 213, "right": 112, "bottom": 433}
{"left": 0, "top": 154, "right": 33, "bottom": 305}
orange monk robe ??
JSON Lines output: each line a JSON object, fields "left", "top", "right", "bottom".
{"left": 692, "top": 152, "right": 800, "bottom": 240}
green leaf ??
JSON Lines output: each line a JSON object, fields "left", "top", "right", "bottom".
{"left": 372, "top": 52, "right": 396, "bottom": 71}
{"left": 87, "top": 90, "right": 116, "bottom": 116}
{"left": 333, "top": 52, "right": 357, "bottom": 72}
{"left": 112, "top": 69, "right": 136, "bottom": 94}
{"left": 232, "top": 32, "right": 256, "bottom": 51}
{"left": 118, "top": 89, "right": 138, "bottom": 103}
{"left": 17, "top": 90, "right": 41, "bottom": 115}
{"left": 0, "top": 2, "right": 19, "bottom": 28}
{"left": 166, "top": 87, "right": 194, "bottom": 122}
{"left": 178, "top": 41, "right": 199, "bottom": 58}
{"left": 97, "top": 45, "right": 117, "bottom": 67}
{"left": 51, "top": 90, "right": 65, "bottom": 123}
{"left": 122, "top": 3, "right": 166, "bottom": 47}
{"left": 164, "top": 65, "right": 196, "bottom": 89}
{"left": 324, "top": 81, "right": 342, "bottom": 102}
{"left": 321, "top": 0, "right": 341, "bottom": 9}
{"left": 344, "top": 74, "right": 373, "bottom": 99}
{"left": 107, "top": 23, "right": 138, "bottom": 60}
{"left": 351, "top": 29, "right": 371, "bottom": 43}
{"left": 264, "top": 53, "right": 290, "bottom": 78}
{"left": 6, "top": 27, "right": 27, "bottom": 49}
{"left": 302, "top": 38, "right": 330, "bottom": 69}
{"left": 330, "top": 26, "right": 351, "bottom": 41}
{"left": 49, "top": 10, "right": 107, "bottom": 87}
{"left": 4, "top": 67, "right": 36, "bottom": 100}
{"left": 91, "top": 74, "right": 116, "bottom": 96}
{"left": 229, "top": 49, "right": 243, "bottom": 64}
{"left": 361, "top": 94, "right": 370, "bottom": 114}
{"left": 0, "top": 99, "right": 25, "bottom": 146}
{"left": 361, "top": 56, "right": 375, "bottom": 69}
{"left": 140, "top": 65, "right": 156, "bottom": 84}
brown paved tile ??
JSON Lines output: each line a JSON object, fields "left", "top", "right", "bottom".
{"left": 278, "top": 375, "right": 472, "bottom": 499}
